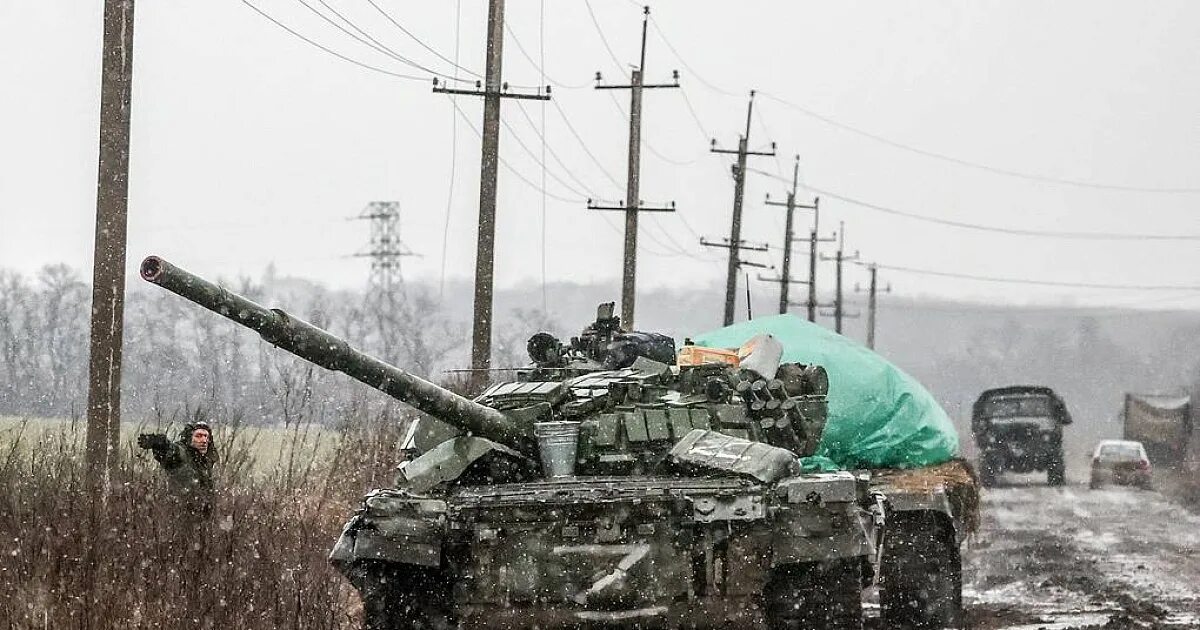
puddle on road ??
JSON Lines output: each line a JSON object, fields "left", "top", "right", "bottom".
{"left": 967, "top": 605, "right": 1200, "bottom": 630}
{"left": 996, "top": 611, "right": 1110, "bottom": 630}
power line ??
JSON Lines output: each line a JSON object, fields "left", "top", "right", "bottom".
{"left": 605, "top": 92, "right": 698, "bottom": 166}
{"left": 504, "top": 22, "right": 589, "bottom": 89}
{"left": 551, "top": 99, "right": 623, "bottom": 189}
{"left": 646, "top": 15, "right": 1200, "bottom": 195}
{"left": 513, "top": 100, "right": 610, "bottom": 196}
{"left": 539, "top": 0, "right": 548, "bottom": 311}
{"left": 745, "top": 167, "right": 1200, "bottom": 241}
{"left": 647, "top": 18, "right": 739, "bottom": 98}
{"left": 754, "top": 106, "right": 787, "bottom": 177}
{"left": 875, "top": 262, "right": 1200, "bottom": 291}
{"left": 446, "top": 98, "right": 583, "bottom": 203}
{"left": 438, "top": 0, "right": 464, "bottom": 298}
{"left": 302, "top": 0, "right": 469, "bottom": 82}
{"left": 241, "top": 1, "right": 428, "bottom": 81}
{"left": 678, "top": 89, "right": 713, "bottom": 143}
{"left": 584, "top": 201, "right": 700, "bottom": 259}
{"left": 362, "top": 0, "right": 484, "bottom": 80}
{"left": 499, "top": 114, "right": 593, "bottom": 199}
{"left": 644, "top": 214, "right": 721, "bottom": 262}
{"left": 757, "top": 91, "right": 1200, "bottom": 195}
{"left": 583, "top": 0, "right": 625, "bottom": 73}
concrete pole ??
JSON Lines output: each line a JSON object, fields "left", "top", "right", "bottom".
{"left": 85, "top": 0, "right": 136, "bottom": 480}
{"left": 723, "top": 92, "right": 755, "bottom": 325}
{"left": 469, "top": 0, "right": 506, "bottom": 383}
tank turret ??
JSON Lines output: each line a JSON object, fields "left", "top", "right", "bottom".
{"left": 139, "top": 256, "right": 536, "bottom": 454}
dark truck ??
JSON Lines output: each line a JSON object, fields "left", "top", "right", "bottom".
{"left": 1123, "top": 393, "right": 1192, "bottom": 469}
{"left": 972, "top": 386, "right": 1071, "bottom": 487}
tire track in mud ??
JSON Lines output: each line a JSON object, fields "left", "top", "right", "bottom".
{"left": 961, "top": 483, "right": 1200, "bottom": 629}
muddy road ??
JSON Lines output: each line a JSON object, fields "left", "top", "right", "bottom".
{"left": 959, "top": 481, "right": 1200, "bottom": 629}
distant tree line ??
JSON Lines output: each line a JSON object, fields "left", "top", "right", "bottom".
{"left": 3, "top": 262, "right": 1198, "bottom": 445}
{"left": 0, "top": 264, "right": 558, "bottom": 425}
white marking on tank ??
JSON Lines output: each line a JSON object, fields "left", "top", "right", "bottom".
{"left": 552, "top": 543, "right": 651, "bottom": 605}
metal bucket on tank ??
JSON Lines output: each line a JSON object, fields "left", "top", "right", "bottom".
{"left": 534, "top": 421, "right": 582, "bottom": 478}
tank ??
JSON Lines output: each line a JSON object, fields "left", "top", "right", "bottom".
{"left": 141, "top": 256, "right": 880, "bottom": 630}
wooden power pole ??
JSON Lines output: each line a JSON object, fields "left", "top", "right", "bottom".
{"left": 799, "top": 198, "right": 834, "bottom": 322}
{"left": 85, "top": 0, "right": 136, "bottom": 481}
{"left": 857, "top": 263, "right": 891, "bottom": 350}
{"left": 588, "top": 6, "right": 679, "bottom": 330}
{"left": 710, "top": 91, "right": 775, "bottom": 325}
{"left": 819, "top": 222, "right": 859, "bottom": 334}
{"left": 761, "top": 157, "right": 820, "bottom": 316}
{"left": 432, "top": 0, "right": 548, "bottom": 385}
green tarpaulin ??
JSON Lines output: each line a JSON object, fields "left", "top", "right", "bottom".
{"left": 693, "top": 314, "right": 958, "bottom": 469}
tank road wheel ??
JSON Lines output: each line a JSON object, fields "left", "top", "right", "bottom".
{"left": 348, "top": 561, "right": 454, "bottom": 630}
{"left": 1047, "top": 454, "right": 1066, "bottom": 486}
{"left": 765, "top": 558, "right": 864, "bottom": 630}
{"left": 880, "top": 514, "right": 962, "bottom": 629}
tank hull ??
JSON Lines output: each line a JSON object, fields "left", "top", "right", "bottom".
{"left": 333, "top": 474, "right": 876, "bottom": 629}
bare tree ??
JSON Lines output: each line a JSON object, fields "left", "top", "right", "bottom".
{"left": 362, "top": 284, "right": 466, "bottom": 378}
{"left": 34, "top": 265, "right": 88, "bottom": 413}
{"left": 0, "top": 271, "right": 34, "bottom": 410}
{"left": 492, "top": 307, "right": 560, "bottom": 372}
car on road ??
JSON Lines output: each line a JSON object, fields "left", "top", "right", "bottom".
{"left": 1089, "top": 439, "right": 1152, "bottom": 490}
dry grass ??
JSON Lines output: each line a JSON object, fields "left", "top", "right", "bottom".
{"left": 0, "top": 407, "right": 410, "bottom": 630}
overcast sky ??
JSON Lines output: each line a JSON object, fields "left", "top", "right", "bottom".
{"left": 2, "top": 1, "right": 1199, "bottom": 311}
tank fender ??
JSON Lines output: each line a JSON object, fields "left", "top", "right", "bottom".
{"left": 398, "top": 436, "right": 532, "bottom": 493}
{"left": 331, "top": 493, "right": 450, "bottom": 569}
{"left": 771, "top": 502, "right": 875, "bottom": 566}
{"left": 770, "top": 473, "right": 877, "bottom": 566}
{"left": 884, "top": 492, "right": 962, "bottom": 545}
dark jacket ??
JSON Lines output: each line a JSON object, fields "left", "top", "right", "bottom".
{"left": 144, "top": 437, "right": 220, "bottom": 515}
{"left": 153, "top": 440, "right": 219, "bottom": 491}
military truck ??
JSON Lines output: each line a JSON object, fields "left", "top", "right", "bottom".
{"left": 1123, "top": 392, "right": 1192, "bottom": 469}
{"left": 972, "top": 385, "right": 1071, "bottom": 487}
{"left": 141, "top": 255, "right": 977, "bottom": 630}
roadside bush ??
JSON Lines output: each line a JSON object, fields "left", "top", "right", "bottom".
{"left": 0, "top": 410, "right": 409, "bottom": 630}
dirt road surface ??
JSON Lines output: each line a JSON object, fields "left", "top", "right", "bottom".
{"left": 961, "top": 481, "right": 1200, "bottom": 629}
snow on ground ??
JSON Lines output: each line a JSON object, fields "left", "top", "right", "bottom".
{"left": 962, "top": 480, "right": 1200, "bottom": 629}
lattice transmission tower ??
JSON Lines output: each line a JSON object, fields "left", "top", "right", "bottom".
{"left": 353, "top": 201, "right": 416, "bottom": 296}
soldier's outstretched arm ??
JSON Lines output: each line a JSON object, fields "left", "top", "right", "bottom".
{"left": 137, "top": 433, "right": 181, "bottom": 468}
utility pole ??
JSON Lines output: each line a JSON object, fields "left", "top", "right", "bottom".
{"left": 761, "top": 157, "right": 820, "bottom": 316}
{"left": 801, "top": 198, "right": 829, "bottom": 322}
{"left": 588, "top": 6, "right": 679, "bottom": 330}
{"left": 819, "top": 222, "right": 859, "bottom": 334}
{"left": 856, "top": 263, "right": 892, "bottom": 350}
{"left": 703, "top": 238, "right": 772, "bottom": 322}
{"left": 85, "top": 0, "right": 136, "bottom": 482}
{"left": 711, "top": 91, "right": 775, "bottom": 325}
{"left": 432, "top": 0, "right": 549, "bottom": 385}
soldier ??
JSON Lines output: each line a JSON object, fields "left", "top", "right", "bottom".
{"left": 137, "top": 421, "right": 220, "bottom": 516}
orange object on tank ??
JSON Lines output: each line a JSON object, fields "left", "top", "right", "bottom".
{"left": 677, "top": 345, "right": 740, "bottom": 367}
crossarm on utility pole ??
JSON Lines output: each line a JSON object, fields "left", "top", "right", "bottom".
{"left": 588, "top": 5, "right": 679, "bottom": 331}
{"left": 710, "top": 90, "right": 775, "bottom": 325}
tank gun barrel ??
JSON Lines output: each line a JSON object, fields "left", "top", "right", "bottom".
{"left": 139, "top": 256, "right": 534, "bottom": 454}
